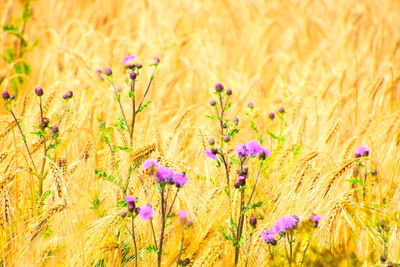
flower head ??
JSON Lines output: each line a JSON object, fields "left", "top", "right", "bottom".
{"left": 247, "top": 102, "right": 254, "bottom": 109}
{"left": 279, "top": 107, "right": 285, "bottom": 113}
{"left": 246, "top": 140, "right": 263, "bottom": 156}
{"left": 125, "top": 195, "right": 136, "bottom": 212}
{"left": 235, "top": 143, "right": 248, "bottom": 158}
{"left": 173, "top": 172, "right": 188, "bottom": 188}
{"left": 269, "top": 112, "right": 275, "bottom": 119}
{"left": 104, "top": 68, "right": 112, "bottom": 76}
{"left": 274, "top": 215, "right": 299, "bottom": 234}
{"left": 34, "top": 87, "right": 44, "bottom": 96}
{"left": 249, "top": 216, "right": 257, "bottom": 228}
{"left": 204, "top": 150, "right": 217, "bottom": 160}
{"left": 355, "top": 146, "right": 369, "bottom": 158}
{"left": 123, "top": 55, "right": 136, "bottom": 64}
{"left": 139, "top": 204, "right": 154, "bottom": 220}
{"left": 143, "top": 159, "right": 159, "bottom": 171}
{"left": 178, "top": 210, "right": 191, "bottom": 226}
{"left": 62, "top": 90, "right": 73, "bottom": 100}
{"left": 309, "top": 214, "right": 322, "bottom": 228}
{"left": 261, "top": 229, "right": 277, "bottom": 245}
{"left": 152, "top": 57, "right": 160, "bottom": 66}
{"left": 2, "top": 91, "right": 10, "bottom": 100}
{"left": 156, "top": 166, "right": 174, "bottom": 183}
{"left": 215, "top": 83, "right": 224, "bottom": 92}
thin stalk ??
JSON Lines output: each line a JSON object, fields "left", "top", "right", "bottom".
{"left": 38, "top": 97, "right": 47, "bottom": 196}
{"left": 131, "top": 215, "right": 138, "bottom": 267}
{"left": 9, "top": 109, "right": 37, "bottom": 172}
{"left": 150, "top": 219, "right": 158, "bottom": 250}
{"left": 247, "top": 162, "right": 263, "bottom": 206}
{"left": 167, "top": 189, "right": 179, "bottom": 217}
{"left": 268, "top": 245, "right": 274, "bottom": 260}
{"left": 244, "top": 232, "right": 254, "bottom": 267}
{"left": 300, "top": 233, "right": 313, "bottom": 267}
{"left": 136, "top": 67, "right": 156, "bottom": 113}
{"left": 158, "top": 186, "right": 166, "bottom": 267}
{"left": 288, "top": 233, "right": 293, "bottom": 267}
{"left": 110, "top": 80, "right": 130, "bottom": 133}
{"left": 130, "top": 80, "right": 136, "bottom": 145}
{"left": 177, "top": 227, "right": 185, "bottom": 267}
{"left": 234, "top": 189, "right": 245, "bottom": 266}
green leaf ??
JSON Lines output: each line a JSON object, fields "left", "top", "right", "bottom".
{"left": 228, "top": 128, "right": 239, "bottom": 138}
{"left": 128, "top": 91, "right": 135, "bottom": 99}
{"left": 241, "top": 201, "right": 263, "bottom": 215}
{"left": 346, "top": 178, "right": 365, "bottom": 186}
{"left": 144, "top": 245, "right": 160, "bottom": 254}
{"left": 267, "top": 130, "right": 278, "bottom": 140}
{"left": 136, "top": 100, "right": 152, "bottom": 114}
{"left": 3, "top": 48, "right": 14, "bottom": 63}
{"left": 117, "top": 115, "right": 129, "bottom": 131}
{"left": 2, "top": 25, "right": 18, "bottom": 32}
{"left": 116, "top": 200, "right": 127, "bottom": 207}
{"left": 230, "top": 157, "right": 240, "bottom": 165}
{"left": 230, "top": 218, "right": 238, "bottom": 230}
{"left": 204, "top": 115, "right": 221, "bottom": 121}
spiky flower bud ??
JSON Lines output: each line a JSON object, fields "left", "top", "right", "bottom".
{"left": 130, "top": 72, "right": 137, "bottom": 80}
{"left": 51, "top": 126, "right": 59, "bottom": 133}
{"left": 104, "top": 68, "right": 112, "bottom": 76}
{"left": 279, "top": 107, "right": 285, "bottom": 113}
{"left": 2, "top": 91, "right": 10, "bottom": 100}
{"left": 250, "top": 216, "right": 257, "bottom": 228}
{"left": 233, "top": 117, "right": 239, "bottom": 125}
{"left": 120, "top": 211, "right": 127, "bottom": 218}
{"left": 35, "top": 87, "right": 44, "bottom": 96}
{"left": 209, "top": 99, "right": 216, "bottom": 106}
{"left": 215, "top": 83, "right": 224, "bottom": 92}
{"left": 62, "top": 90, "right": 73, "bottom": 100}
{"left": 247, "top": 102, "right": 254, "bottom": 109}
{"left": 208, "top": 138, "right": 215, "bottom": 146}
{"left": 211, "top": 148, "right": 218, "bottom": 155}
{"left": 152, "top": 57, "right": 160, "bottom": 66}
{"left": 269, "top": 112, "right": 275, "bottom": 119}
{"left": 223, "top": 135, "right": 230, "bottom": 142}
{"left": 226, "top": 88, "right": 232, "bottom": 95}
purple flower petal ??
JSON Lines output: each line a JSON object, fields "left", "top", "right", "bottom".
{"left": 123, "top": 55, "right": 136, "bottom": 64}
{"left": 173, "top": 172, "right": 188, "bottom": 187}
{"left": 204, "top": 150, "right": 217, "bottom": 160}
{"left": 139, "top": 204, "right": 154, "bottom": 220}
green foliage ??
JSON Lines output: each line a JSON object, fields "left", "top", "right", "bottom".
{"left": 136, "top": 100, "right": 152, "bottom": 114}
{"left": 241, "top": 201, "right": 263, "bottom": 215}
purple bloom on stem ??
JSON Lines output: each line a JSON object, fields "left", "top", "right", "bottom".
{"left": 173, "top": 172, "right": 188, "bottom": 187}
{"left": 139, "top": 204, "right": 154, "bottom": 220}
{"left": 123, "top": 55, "right": 136, "bottom": 64}
{"left": 34, "top": 87, "right": 44, "bottom": 96}
{"left": 104, "top": 68, "right": 112, "bottom": 76}
{"left": 309, "top": 214, "right": 322, "bottom": 227}
{"left": 355, "top": 146, "right": 369, "bottom": 158}
{"left": 235, "top": 143, "right": 248, "bottom": 158}
{"left": 261, "top": 147, "right": 271, "bottom": 157}
{"left": 204, "top": 150, "right": 217, "bottom": 160}
{"left": 238, "top": 176, "right": 246, "bottom": 186}
{"left": 215, "top": 83, "right": 224, "bottom": 92}
{"left": 152, "top": 57, "right": 160, "bottom": 66}
{"left": 269, "top": 112, "right": 275, "bottom": 119}
{"left": 178, "top": 210, "right": 191, "bottom": 226}
{"left": 274, "top": 215, "right": 299, "bottom": 234}
{"left": 143, "top": 159, "right": 159, "bottom": 170}
{"left": 247, "top": 102, "right": 254, "bottom": 108}
{"left": 125, "top": 195, "right": 136, "bottom": 212}
{"left": 156, "top": 166, "right": 174, "bottom": 183}
{"left": 2, "top": 91, "right": 10, "bottom": 100}
{"left": 261, "top": 229, "right": 277, "bottom": 245}
{"left": 246, "top": 140, "right": 263, "bottom": 156}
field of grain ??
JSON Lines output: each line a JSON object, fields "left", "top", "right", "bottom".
{"left": 1, "top": 0, "right": 400, "bottom": 266}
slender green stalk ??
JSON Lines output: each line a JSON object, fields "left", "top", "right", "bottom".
{"left": 38, "top": 96, "right": 47, "bottom": 196}
{"left": 177, "top": 227, "right": 185, "bottom": 267}
{"left": 9, "top": 108, "right": 37, "bottom": 172}
{"left": 131, "top": 215, "right": 138, "bottom": 267}
{"left": 158, "top": 186, "right": 166, "bottom": 267}
{"left": 130, "top": 80, "right": 136, "bottom": 145}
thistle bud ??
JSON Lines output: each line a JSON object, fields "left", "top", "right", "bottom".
{"left": 130, "top": 72, "right": 137, "bottom": 80}
{"left": 234, "top": 181, "right": 240, "bottom": 188}
{"left": 40, "top": 117, "right": 50, "bottom": 129}
{"left": 120, "top": 211, "right": 127, "bottom": 218}
{"left": 223, "top": 135, "right": 230, "bottom": 142}
{"left": 62, "top": 90, "right": 73, "bottom": 100}
{"left": 215, "top": 83, "right": 224, "bottom": 92}
{"left": 10, "top": 95, "right": 15, "bottom": 100}
{"left": 226, "top": 88, "right": 232, "bottom": 95}
{"left": 247, "top": 102, "right": 254, "bottom": 109}
{"left": 233, "top": 117, "right": 239, "bottom": 125}
{"left": 279, "top": 107, "right": 285, "bottom": 113}
{"left": 104, "top": 68, "right": 112, "bottom": 76}
{"left": 152, "top": 57, "right": 160, "bottom": 66}
{"left": 269, "top": 112, "right": 275, "bottom": 120}
{"left": 211, "top": 148, "right": 218, "bottom": 155}
{"left": 208, "top": 138, "right": 215, "bottom": 146}
{"left": 51, "top": 126, "right": 59, "bottom": 134}
{"left": 34, "top": 87, "right": 44, "bottom": 96}
{"left": 2, "top": 91, "right": 10, "bottom": 100}
{"left": 249, "top": 216, "right": 257, "bottom": 228}
{"left": 209, "top": 99, "right": 216, "bottom": 106}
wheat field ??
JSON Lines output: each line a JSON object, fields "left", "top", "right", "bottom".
{"left": 1, "top": 0, "right": 400, "bottom": 266}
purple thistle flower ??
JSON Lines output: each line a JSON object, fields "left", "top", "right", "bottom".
{"left": 209, "top": 99, "right": 216, "bottom": 106}
{"left": 274, "top": 215, "right": 299, "bottom": 234}
{"left": 261, "top": 229, "right": 277, "bottom": 245}
{"left": 247, "top": 102, "right": 254, "bottom": 109}
{"left": 139, "top": 204, "right": 154, "bottom": 220}
{"left": 279, "top": 107, "right": 285, "bottom": 113}
{"left": 235, "top": 143, "right": 248, "bottom": 158}
{"left": 204, "top": 150, "right": 217, "bottom": 160}
{"left": 104, "top": 68, "right": 112, "bottom": 76}
{"left": 123, "top": 55, "right": 136, "bottom": 64}
{"left": 355, "top": 146, "right": 369, "bottom": 158}
{"left": 34, "top": 87, "right": 44, "bottom": 96}
{"left": 226, "top": 88, "right": 232, "bottom": 95}
{"left": 215, "top": 83, "right": 224, "bottom": 92}
{"left": 152, "top": 57, "right": 160, "bottom": 66}
{"left": 130, "top": 72, "right": 137, "bottom": 80}
{"left": 156, "top": 166, "right": 174, "bottom": 183}
{"left": 309, "top": 214, "right": 322, "bottom": 227}
{"left": 246, "top": 140, "right": 263, "bottom": 156}
{"left": 125, "top": 195, "right": 136, "bottom": 212}
{"left": 178, "top": 210, "right": 191, "bottom": 226}
{"left": 173, "top": 172, "right": 188, "bottom": 188}
{"left": 249, "top": 216, "right": 257, "bottom": 228}
{"left": 269, "top": 112, "right": 275, "bottom": 120}
{"left": 233, "top": 117, "right": 239, "bottom": 125}
{"left": 2, "top": 91, "right": 10, "bottom": 100}
{"left": 238, "top": 176, "right": 246, "bottom": 186}
{"left": 143, "top": 159, "right": 160, "bottom": 171}
{"left": 10, "top": 95, "right": 15, "bottom": 100}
